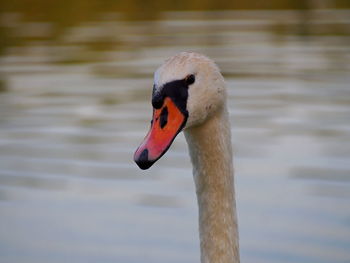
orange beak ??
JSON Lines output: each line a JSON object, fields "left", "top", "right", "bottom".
{"left": 134, "top": 97, "right": 187, "bottom": 169}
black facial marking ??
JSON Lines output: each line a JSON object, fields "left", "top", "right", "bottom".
{"left": 159, "top": 106, "right": 168, "bottom": 129}
{"left": 185, "top": 74, "right": 195, "bottom": 85}
{"left": 152, "top": 78, "right": 190, "bottom": 119}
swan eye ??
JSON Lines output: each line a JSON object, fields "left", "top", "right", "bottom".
{"left": 185, "top": 74, "right": 195, "bottom": 85}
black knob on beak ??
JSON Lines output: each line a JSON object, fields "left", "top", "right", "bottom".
{"left": 152, "top": 91, "right": 164, "bottom": 109}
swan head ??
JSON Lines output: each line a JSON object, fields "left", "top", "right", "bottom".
{"left": 134, "top": 52, "right": 226, "bottom": 170}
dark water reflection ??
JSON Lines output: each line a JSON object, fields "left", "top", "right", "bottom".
{"left": 0, "top": 7, "right": 350, "bottom": 263}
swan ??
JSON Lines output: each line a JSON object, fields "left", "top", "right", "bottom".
{"left": 134, "top": 52, "right": 239, "bottom": 263}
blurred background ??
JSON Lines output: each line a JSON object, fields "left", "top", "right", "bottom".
{"left": 0, "top": 1, "right": 350, "bottom": 263}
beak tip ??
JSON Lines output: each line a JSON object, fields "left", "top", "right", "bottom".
{"left": 134, "top": 148, "right": 154, "bottom": 170}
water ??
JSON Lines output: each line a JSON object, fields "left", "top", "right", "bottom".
{"left": 0, "top": 8, "right": 350, "bottom": 263}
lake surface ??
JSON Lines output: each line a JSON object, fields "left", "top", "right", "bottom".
{"left": 0, "top": 8, "right": 350, "bottom": 263}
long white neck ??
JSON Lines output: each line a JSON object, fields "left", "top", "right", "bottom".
{"left": 184, "top": 105, "right": 240, "bottom": 263}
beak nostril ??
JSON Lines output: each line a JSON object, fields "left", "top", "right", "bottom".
{"left": 159, "top": 106, "right": 168, "bottom": 129}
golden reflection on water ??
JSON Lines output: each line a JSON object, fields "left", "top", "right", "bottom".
{"left": 0, "top": 4, "right": 350, "bottom": 263}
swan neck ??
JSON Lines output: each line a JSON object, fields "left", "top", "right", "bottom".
{"left": 185, "top": 107, "right": 240, "bottom": 263}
